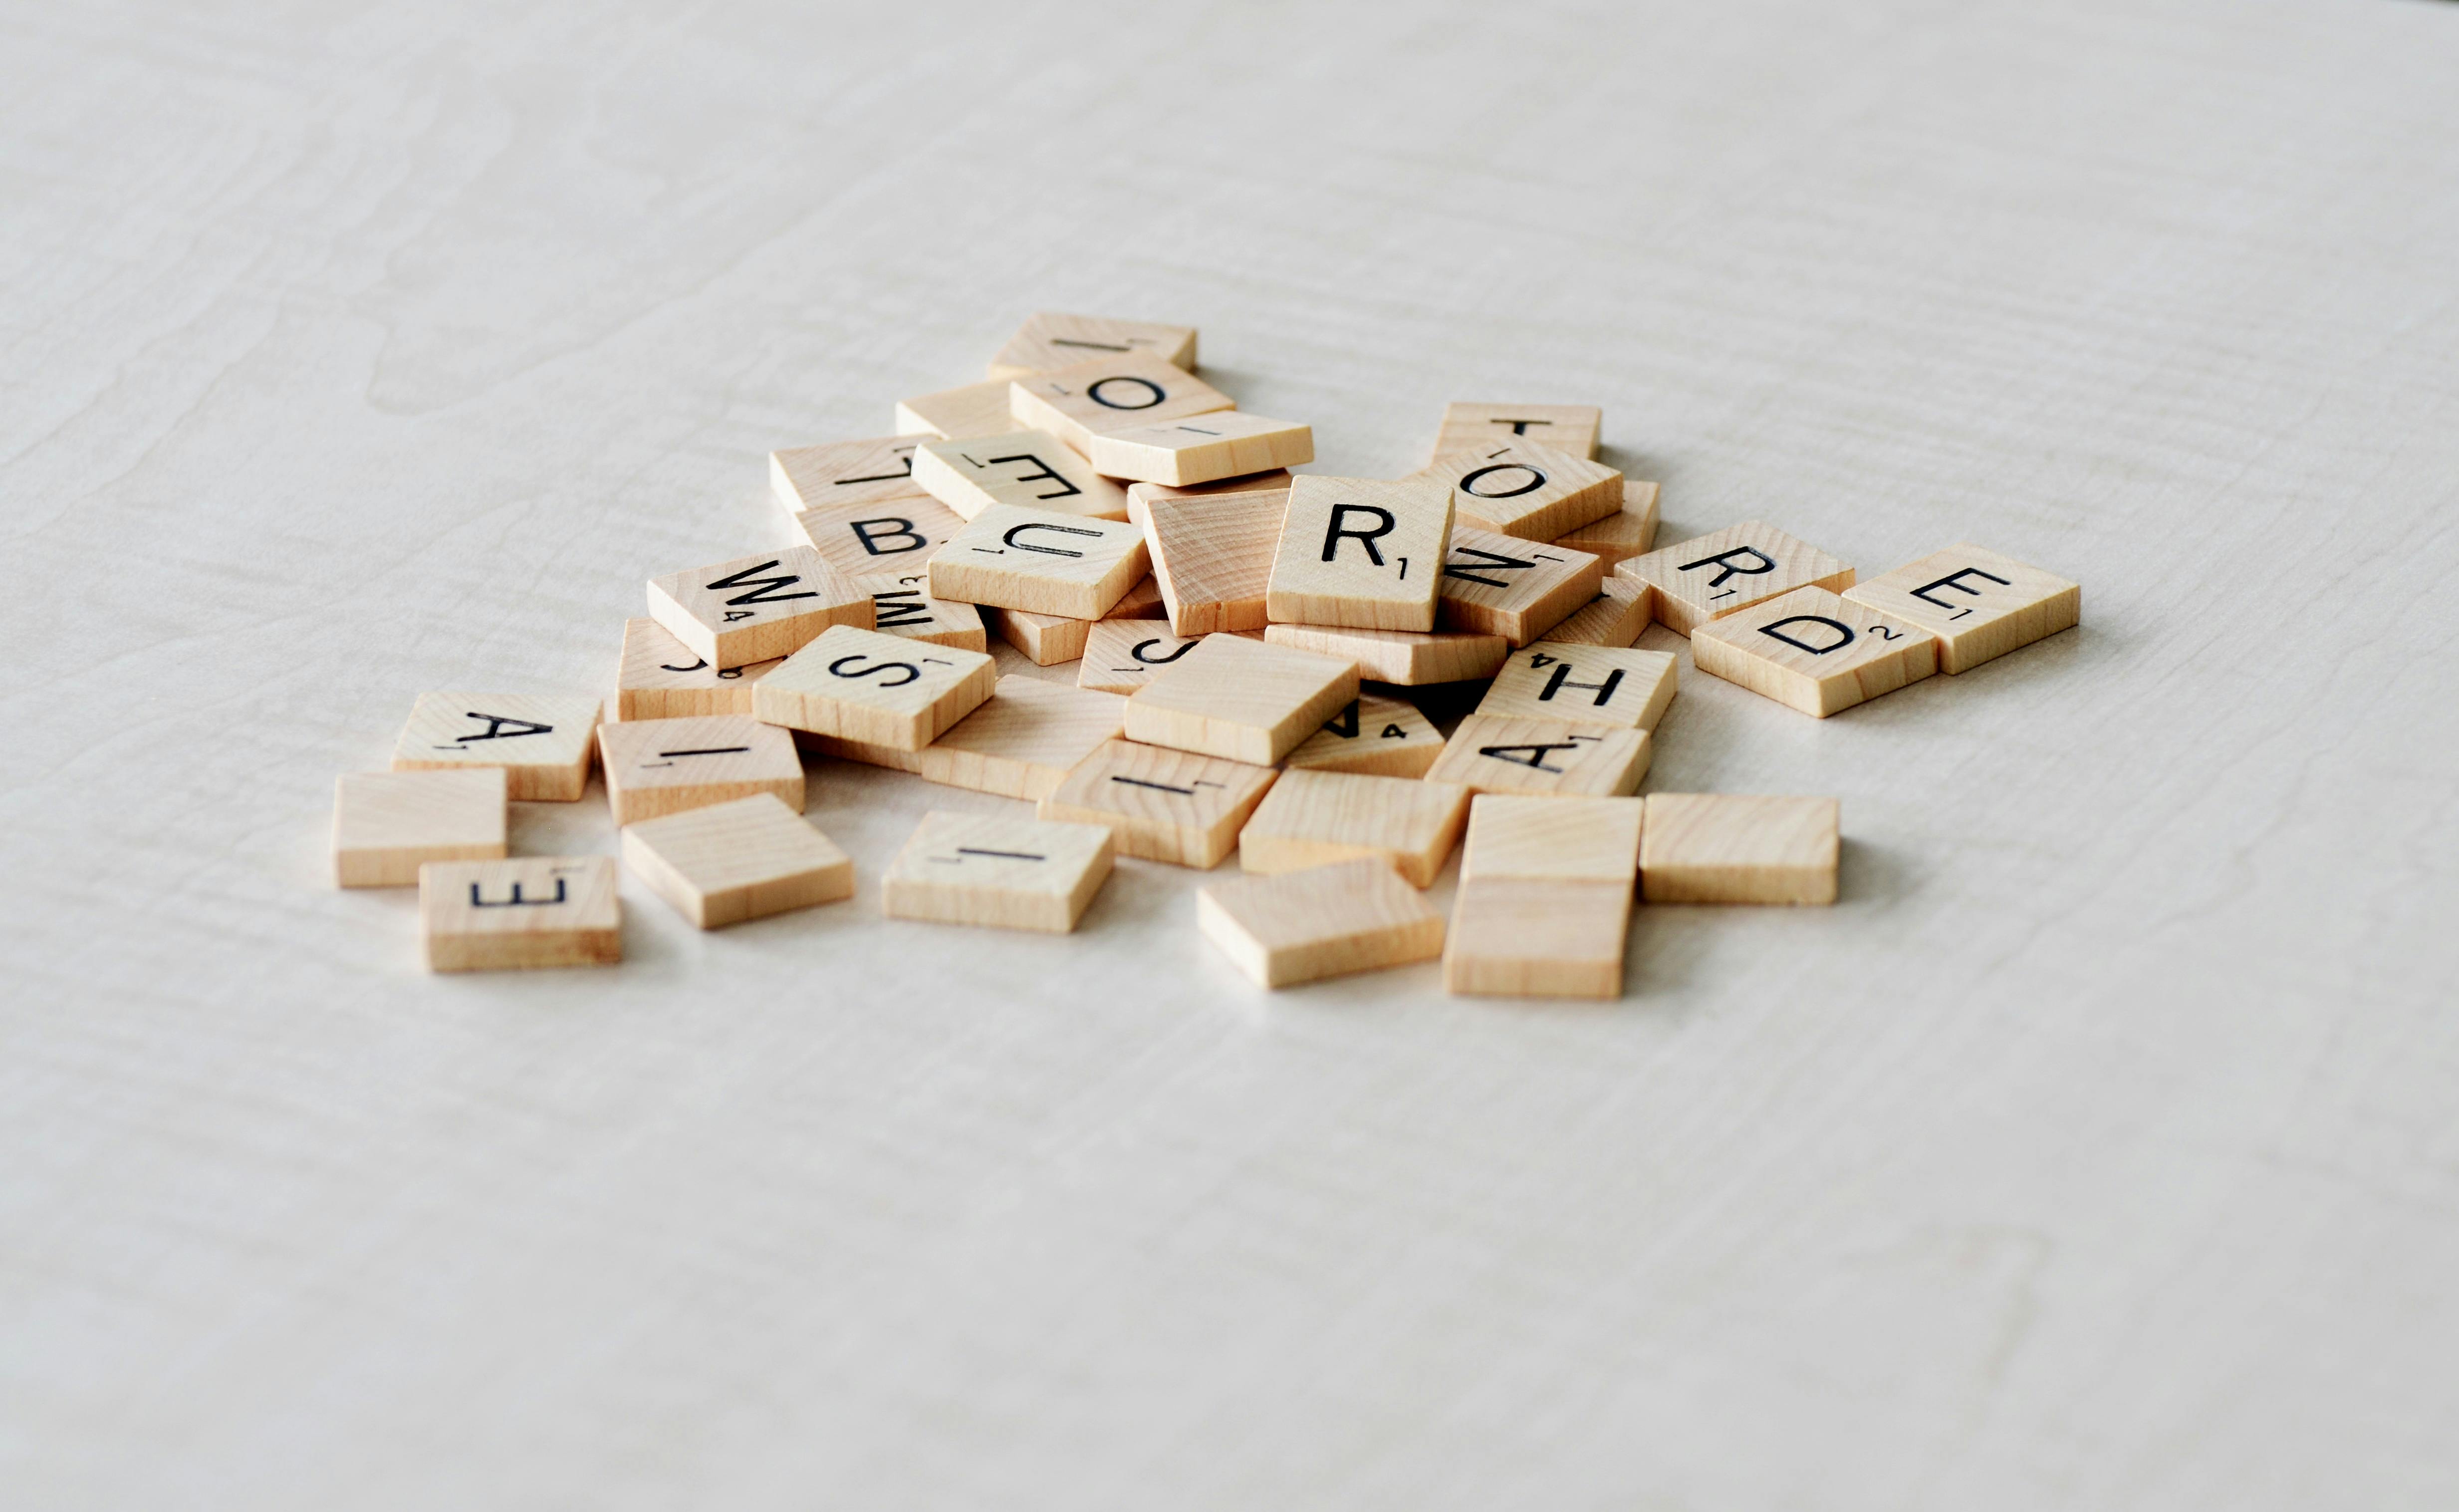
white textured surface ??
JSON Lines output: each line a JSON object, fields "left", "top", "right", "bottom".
{"left": 7, "top": 1, "right": 2458, "bottom": 1506}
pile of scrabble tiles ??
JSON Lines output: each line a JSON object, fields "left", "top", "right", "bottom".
{"left": 333, "top": 312, "right": 2080, "bottom": 995}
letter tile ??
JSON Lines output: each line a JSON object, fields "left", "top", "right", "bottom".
{"left": 1087, "top": 413, "right": 1313, "bottom": 486}
{"left": 1640, "top": 793, "right": 1838, "bottom": 904}
{"left": 1840, "top": 543, "right": 2079, "bottom": 673}
{"left": 1541, "top": 577, "right": 1652, "bottom": 648}
{"left": 647, "top": 545, "right": 873, "bottom": 668}
{"left": 597, "top": 713, "right": 804, "bottom": 825}
{"left": 1147, "top": 489, "right": 1287, "bottom": 635}
{"left": 620, "top": 793, "right": 853, "bottom": 929}
{"left": 1076, "top": 621, "right": 1203, "bottom": 695}
{"left": 1690, "top": 585, "right": 1938, "bottom": 717}
{"left": 1458, "top": 794, "right": 1644, "bottom": 882}
{"left": 1423, "top": 716, "right": 1650, "bottom": 798}
{"left": 1260, "top": 623, "right": 1509, "bottom": 684}
{"left": 1552, "top": 480, "right": 1661, "bottom": 567}
{"left": 769, "top": 435, "right": 930, "bottom": 514}
{"left": 986, "top": 311, "right": 1199, "bottom": 381}
{"left": 1197, "top": 859, "right": 1445, "bottom": 988}
{"left": 928, "top": 504, "right": 1150, "bottom": 619}
{"left": 808, "top": 675, "right": 1126, "bottom": 801}
{"left": 792, "top": 495, "right": 969, "bottom": 575}
{"left": 1438, "top": 526, "right": 1604, "bottom": 646}
{"left": 1237, "top": 769, "right": 1472, "bottom": 888}
{"left": 1265, "top": 475, "right": 1453, "bottom": 632}
{"left": 912, "top": 430, "right": 1129, "bottom": 522}
{"left": 419, "top": 856, "right": 621, "bottom": 972}
{"left": 1007, "top": 351, "right": 1233, "bottom": 454}
{"left": 984, "top": 606, "right": 1095, "bottom": 666}
{"left": 1036, "top": 739, "right": 1278, "bottom": 868}
{"left": 1432, "top": 402, "right": 1603, "bottom": 462}
{"left": 1282, "top": 693, "right": 1445, "bottom": 778}
{"left": 332, "top": 768, "right": 507, "bottom": 887}
{"left": 855, "top": 569, "right": 987, "bottom": 652}
{"left": 1124, "top": 634, "right": 1358, "bottom": 766}
{"left": 752, "top": 624, "right": 995, "bottom": 751}
{"left": 1475, "top": 643, "right": 1679, "bottom": 730}
{"left": 1444, "top": 879, "right": 1633, "bottom": 999}
{"left": 614, "top": 618, "right": 782, "bottom": 721}
{"left": 1414, "top": 441, "right": 1622, "bottom": 541}
{"left": 1103, "top": 574, "right": 1168, "bottom": 621}
{"left": 1616, "top": 521, "right": 1854, "bottom": 636}
{"left": 895, "top": 376, "right": 1023, "bottom": 440}
{"left": 1125, "top": 475, "right": 1292, "bottom": 530}
{"left": 882, "top": 810, "right": 1116, "bottom": 933}
{"left": 392, "top": 692, "right": 603, "bottom": 801}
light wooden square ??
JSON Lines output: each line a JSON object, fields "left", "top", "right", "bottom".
{"left": 752, "top": 624, "right": 996, "bottom": 751}
{"left": 1433, "top": 402, "right": 1603, "bottom": 461}
{"left": 987, "top": 311, "right": 1198, "bottom": 380}
{"left": 1126, "top": 476, "right": 1291, "bottom": 529}
{"left": 1261, "top": 623, "right": 1509, "bottom": 685}
{"left": 855, "top": 570, "right": 987, "bottom": 651}
{"left": 1444, "top": 878, "right": 1632, "bottom": 999}
{"left": 1616, "top": 521, "right": 1855, "bottom": 636}
{"left": 1007, "top": 351, "right": 1233, "bottom": 454}
{"left": 392, "top": 692, "right": 602, "bottom": 801}
{"left": 1237, "top": 768, "right": 1471, "bottom": 888}
{"left": 1104, "top": 574, "right": 1167, "bottom": 620}
{"left": 1841, "top": 542, "right": 2080, "bottom": 673}
{"left": 1416, "top": 441, "right": 1623, "bottom": 541}
{"left": 333, "top": 768, "right": 507, "bottom": 887}
{"left": 1077, "top": 621, "right": 1202, "bottom": 694}
{"left": 615, "top": 617, "right": 781, "bottom": 721}
{"left": 647, "top": 545, "right": 873, "bottom": 668}
{"left": 769, "top": 435, "right": 929, "bottom": 514}
{"left": 1459, "top": 794, "right": 1644, "bottom": 882}
{"left": 1124, "top": 633, "right": 1358, "bottom": 766}
{"left": 1640, "top": 793, "right": 1838, "bottom": 904}
{"left": 1283, "top": 694, "right": 1445, "bottom": 778}
{"left": 792, "top": 495, "right": 968, "bottom": 576}
{"left": 1475, "top": 643, "right": 1680, "bottom": 731}
{"left": 912, "top": 430, "right": 1129, "bottom": 522}
{"left": 810, "top": 675, "right": 1126, "bottom": 802}
{"left": 985, "top": 607, "right": 1094, "bottom": 666}
{"left": 929, "top": 504, "right": 1150, "bottom": 619}
{"left": 419, "top": 856, "right": 620, "bottom": 972}
{"left": 1424, "top": 716, "right": 1650, "bottom": 798}
{"left": 1691, "top": 585, "right": 1939, "bottom": 717}
{"left": 597, "top": 714, "right": 804, "bottom": 825}
{"left": 1147, "top": 489, "right": 1286, "bottom": 635}
{"left": 1553, "top": 480, "right": 1661, "bottom": 566}
{"left": 1438, "top": 526, "right": 1604, "bottom": 646}
{"left": 1087, "top": 413, "right": 1313, "bottom": 486}
{"left": 1036, "top": 739, "right": 1278, "bottom": 868}
{"left": 620, "top": 793, "right": 852, "bottom": 929}
{"left": 1265, "top": 475, "right": 1453, "bottom": 632}
{"left": 896, "top": 376, "right": 1021, "bottom": 440}
{"left": 883, "top": 810, "right": 1115, "bottom": 933}
{"left": 1542, "top": 577, "right": 1652, "bottom": 648}
{"left": 1198, "top": 859, "right": 1445, "bottom": 989}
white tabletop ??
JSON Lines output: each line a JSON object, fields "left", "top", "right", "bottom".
{"left": 9, "top": 1, "right": 2458, "bottom": 1506}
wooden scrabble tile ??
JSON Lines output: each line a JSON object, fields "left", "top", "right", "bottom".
{"left": 1261, "top": 623, "right": 1510, "bottom": 685}
{"left": 1416, "top": 441, "right": 1623, "bottom": 541}
{"left": 1691, "top": 585, "right": 1939, "bottom": 717}
{"left": 1458, "top": 794, "right": 1643, "bottom": 882}
{"left": 419, "top": 856, "right": 621, "bottom": 972}
{"left": 752, "top": 624, "right": 996, "bottom": 750}
{"left": 1841, "top": 543, "right": 2080, "bottom": 673}
{"left": 1438, "top": 526, "right": 1604, "bottom": 646}
{"left": 984, "top": 606, "right": 1094, "bottom": 666}
{"left": 769, "top": 435, "right": 929, "bottom": 514}
{"left": 620, "top": 793, "right": 853, "bottom": 929}
{"left": 1103, "top": 574, "right": 1168, "bottom": 620}
{"left": 987, "top": 311, "right": 1199, "bottom": 381}
{"left": 810, "top": 675, "right": 1126, "bottom": 801}
{"left": 1125, "top": 476, "right": 1291, "bottom": 529}
{"left": 1444, "top": 878, "right": 1632, "bottom": 999}
{"left": 1147, "top": 489, "right": 1286, "bottom": 636}
{"left": 1433, "top": 402, "right": 1603, "bottom": 461}
{"left": 911, "top": 430, "right": 1129, "bottom": 521}
{"left": 1640, "top": 793, "right": 1838, "bottom": 904}
{"left": 855, "top": 570, "right": 987, "bottom": 651}
{"left": 1553, "top": 480, "right": 1661, "bottom": 567}
{"left": 1007, "top": 352, "right": 1233, "bottom": 454}
{"left": 1475, "top": 643, "right": 1680, "bottom": 731}
{"left": 1087, "top": 413, "right": 1313, "bottom": 486}
{"left": 1424, "top": 716, "right": 1650, "bottom": 798}
{"left": 791, "top": 496, "right": 969, "bottom": 576}
{"left": 596, "top": 714, "right": 804, "bottom": 825}
{"left": 1265, "top": 475, "right": 1453, "bottom": 632}
{"left": 896, "top": 376, "right": 1023, "bottom": 440}
{"left": 929, "top": 504, "right": 1150, "bottom": 619}
{"left": 614, "top": 618, "right": 781, "bottom": 721}
{"left": 332, "top": 768, "right": 507, "bottom": 887}
{"left": 1076, "top": 621, "right": 1202, "bottom": 694}
{"left": 1541, "top": 577, "right": 1652, "bottom": 648}
{"left": 882, "top": 810, "right": 1115, "bottom": 933}
{"left": 392, "top": 692, "right": 602, "bottom": 800}
{"left": 1616, "top": 521, "right": 1855, "bottom": 636}
{"left": 1197, "top": 858, "right": 1444, "bottom": 988}
{"left": 1283, "top": 694, "right": 1445, "bottom": 778}
{"left": 1124, "top": 634, "right": 1358, "bottom": 765}
{"left": 1036, "top": 739, "right": 1278, "bottom": 868}
{"left": 647, "top": 546, "right": 873, "bottom": 668}
{"left": 1237, "top": 769, "right": 1471, "bottom": 888}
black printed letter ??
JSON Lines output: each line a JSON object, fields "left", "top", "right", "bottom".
{"left": 850, "top": 516, "right": 928, "bottom": 556}
{"left": 1758, "top": 615, "right": 1855, "bottom": 654}
{"left": 1322, "top": 504, "right": 1395, "bottom": 565}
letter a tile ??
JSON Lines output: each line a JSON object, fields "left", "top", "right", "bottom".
{"left": 596, "top": 713, "right": 805, "bottom": 825}
{"left": 1265, "top": 475, "right": 1453, "bottom": 632}
{"left": 648, "top": 545, "right": 873, "bottom": 668}
{"left": 1690, "top": 585, "right": 1938, "bottom": 717}
{"left": 1036, "top": 739, "right": 1278, "bottom": 868}
{"left": 911, "top": 430, "right": 1129, "bottom": 522}
{"left": 882, "top": 810, "right": 1116, "bottom": 933}
{"left": 392, "top": 692, "right": 603, "bottom": 801}
{"left": 1475, "top": 643, "right": 1680, "bottom": 731}
{"left": 1007, "top": 351, "right": 1233, "bottom": 454}
{"left": 929, "top": 504, "right": 1151, "bottom": 619}
{"left": 1616, "top": 521, "right": 1854, "bottom": 637}
{"left": 419, "top": 856, "right": 621, "bottom": 972}
{"left": 1198, "top": 859, "right": 1445, "bottom": 989}
{"left": 1841, "top": 543, "right": 2079, "bottom": 673}
{"left": 753, "top": 624, "right": 995, "bottom": 750}
{"left": 1423, "top": 716, "right": 1650, "bottom": 799}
